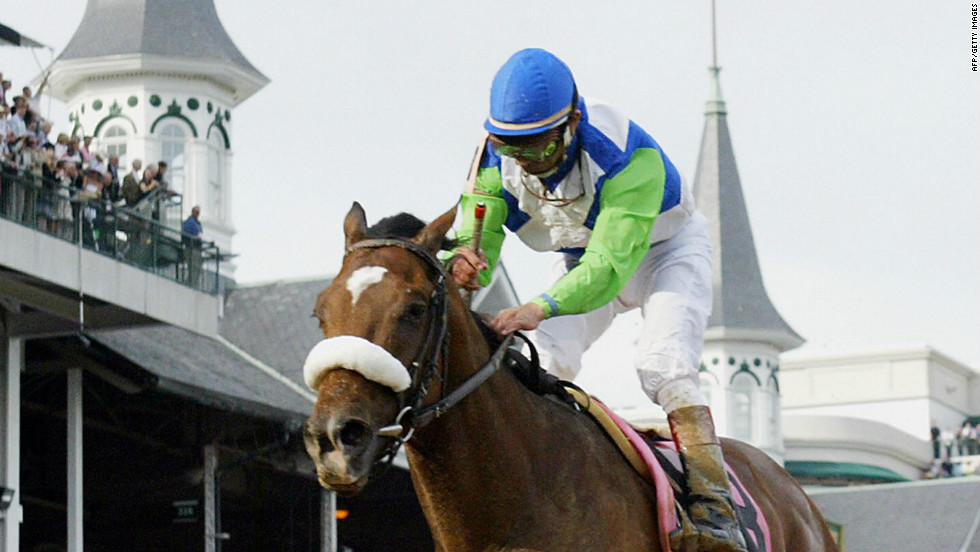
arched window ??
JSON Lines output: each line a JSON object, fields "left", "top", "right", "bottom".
{"left": 101, "top": 125, "right": 128, "bottom": 169}
{"left": 159, "top": 123, "right": 187, "bottom": 194}
{"left": 207, "top": 131, "right": 225, "bottom": 221}
{"left": 728, "top": 372, "right": 755, "bottom": 442}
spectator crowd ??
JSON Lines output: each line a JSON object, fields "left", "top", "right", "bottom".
{"left": 1, "top": 70, "right": 211, "bottom": 290}
{"left": 1, "top": 70, "right": 178, "bottom": 253}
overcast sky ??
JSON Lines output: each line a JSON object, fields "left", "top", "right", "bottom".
{"left": 5, "top": 1, "right": 978, "bottom": 408}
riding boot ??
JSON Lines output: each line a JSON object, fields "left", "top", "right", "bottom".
{"left": 667, "top": 405, "right": 748, "bottom": 552}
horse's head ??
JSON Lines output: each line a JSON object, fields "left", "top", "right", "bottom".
{"left": 303, "top": 202, "right": 456, "bottom": 493}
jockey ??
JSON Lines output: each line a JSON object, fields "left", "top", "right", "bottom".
{"left": 449, "top": 48, "right": 747, "bottom": 552}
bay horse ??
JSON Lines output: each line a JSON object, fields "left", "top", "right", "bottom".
{"left": 303, "top": 202, "right": 836, "bottom": 551}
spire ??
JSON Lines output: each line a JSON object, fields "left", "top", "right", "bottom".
{"left": 705, "top": 1, "right": 726, "bottom": 115}
{"left": 46, "top": 0, "right": 268, "bottom": 104}
{"left": 58, "top": 0, "right": 262, "bottom": 74}
{"left": 693, "top": 0, "right": 803, "bottom": 351}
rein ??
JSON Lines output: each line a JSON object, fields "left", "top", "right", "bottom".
{"left": 344, "top": 237, "right": 512, "bottom": 470}
{"left": 390, "top": 334, "right": 513, "bottom": 431}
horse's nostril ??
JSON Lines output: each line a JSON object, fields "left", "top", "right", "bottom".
{"left": 317, "top": 433, "right": 334, "bottom": 455}
{"left": 337, "top": 419, "right": 370, "bottom": 449}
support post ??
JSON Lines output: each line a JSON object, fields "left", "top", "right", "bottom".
{"left": 204, "top": 443, "right": 218, "bottom": 552}
{"left": 320, "top": 489, "right": 337, "bottom": 552}
{"left": 66, "top": 369, "right": 83, "bottom": 552}
{"left": 1, "top": 336, "right": 23, "bottom": 552}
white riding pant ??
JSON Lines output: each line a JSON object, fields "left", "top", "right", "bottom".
{"left": 532, "top": 212, "right": 713, "bottom": 414}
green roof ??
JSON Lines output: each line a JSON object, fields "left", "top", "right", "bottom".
{"left": 785, "top": 461, "right": 909, "bottom": 483}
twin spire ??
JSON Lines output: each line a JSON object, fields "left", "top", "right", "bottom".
{"left": 693, "top": 0, "right": 802, "bottom": 351}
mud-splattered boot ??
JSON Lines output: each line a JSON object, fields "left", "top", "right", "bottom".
{"left": 668, "top": 405, "right": 748, "bottom": 552}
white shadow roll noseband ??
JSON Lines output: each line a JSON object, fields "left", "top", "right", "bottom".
{"left": 304, "top": 335, "right": 412, "bottom": 392}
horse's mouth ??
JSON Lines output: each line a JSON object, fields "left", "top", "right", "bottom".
{"left": 303, "top": 371, "right": 402, "bottom": 496}
{"left": 315, "top": 463, "right": 370, "bottom": 495}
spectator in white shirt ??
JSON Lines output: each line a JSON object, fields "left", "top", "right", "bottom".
{"left": 8, "top": 101, "right": 27, "bottom": 138}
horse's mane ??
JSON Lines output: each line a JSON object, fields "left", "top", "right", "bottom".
{"left": 367, "top": 212, "right": 457, "bottom": 251}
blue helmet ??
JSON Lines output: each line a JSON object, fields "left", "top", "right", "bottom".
{"left": 485, "top": 48, "right": 577, "bottom": 137}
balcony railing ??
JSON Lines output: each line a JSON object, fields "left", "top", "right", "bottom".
{"left": 1, "top": 169, "right": 220, "bottom": 294}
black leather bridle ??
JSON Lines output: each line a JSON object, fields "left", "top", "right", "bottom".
{"left": 344, "top": 238, "right": 512, "bottom": 470}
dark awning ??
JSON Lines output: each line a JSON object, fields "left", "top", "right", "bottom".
{"left": 90, "top": 324, "right": 315, "bottom": 423}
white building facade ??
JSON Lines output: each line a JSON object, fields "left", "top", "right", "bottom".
{"left": 780, "top": 344, "right": 976, "bottom": 482}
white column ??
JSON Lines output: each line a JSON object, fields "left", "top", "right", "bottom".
{"left": 1, "top": 337, "right": 23, "bottom": 552}
{"left": 188, "top": 140, "right": 209, "bottom": 218}
{"left": 66, "top": 369, "right": 83, "bottom": 552}
{"left": 204, "top": 443, "right": 218, "bottom": 552}
{"left": 320, "top": 489, "right": 337, "bottom": 552}
{"left": 222, "top": 148, "right": 233, "bottom": 227}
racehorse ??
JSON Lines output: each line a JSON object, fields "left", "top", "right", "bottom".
{"left": 303, "top": 202, "right": 837, "bottom": 551}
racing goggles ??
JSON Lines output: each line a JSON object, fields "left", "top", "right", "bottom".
{"left": 490, "top": 133, "right": 562, "bottom": 162}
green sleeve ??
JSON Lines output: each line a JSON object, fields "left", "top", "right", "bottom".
{"left": 537, "top": 147, "right": 666, "bottom": 316}
{"left": 453, "top": 166, "right": 508, "bottom": 287}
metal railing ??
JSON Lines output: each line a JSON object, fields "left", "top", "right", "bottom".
{"left": 0, "top": 168, "right": 220, "bottom": 294}
{"left": 130, "top": 185, "right": 184, "bottom": 231}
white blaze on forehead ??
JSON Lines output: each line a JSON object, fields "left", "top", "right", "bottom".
{"left": 346, "top": 266, "right": 387, "bottom": 305}
{"left": 303, "top": 335, "right": 411, "bottom": 392}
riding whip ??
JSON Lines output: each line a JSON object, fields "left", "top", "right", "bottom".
{"left": 463, "top": 202, "right": 486, "bottom": 308}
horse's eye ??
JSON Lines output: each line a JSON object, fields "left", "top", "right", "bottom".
{"left": 402, "top": 302, "right": 426, "bottom": 322}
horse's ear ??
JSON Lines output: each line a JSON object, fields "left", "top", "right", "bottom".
{"left": 414, "top": 204, "right": 457, "bottom": 254}
{"left": 344, "top": 202, "right": 369, "bottom": 250}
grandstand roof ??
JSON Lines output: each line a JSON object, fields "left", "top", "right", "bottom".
{"left": 90, "top": 278, "right": 329, "bottom": 422}
{"left": 809, "top": 477, "right": 980, "bottom": 552}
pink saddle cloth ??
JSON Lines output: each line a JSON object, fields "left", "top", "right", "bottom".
{"left": 594, "top": 400, "right": 772, "bottom": 552}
